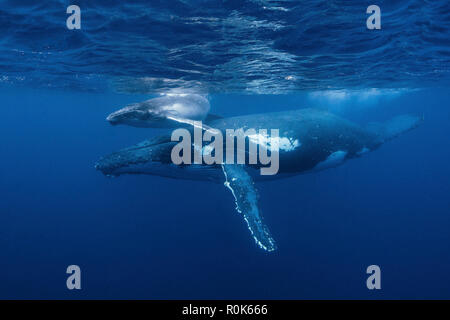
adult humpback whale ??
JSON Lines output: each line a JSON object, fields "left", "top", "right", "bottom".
{"left": 96, "top": 108, "right": 422, "bottom": 252}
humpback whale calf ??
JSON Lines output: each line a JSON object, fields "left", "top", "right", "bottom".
{"left": 96, "top": 108, "right": 422, "bottom": 252}
{"left": 106, "top": 93, "right": 221, "bottom": 128}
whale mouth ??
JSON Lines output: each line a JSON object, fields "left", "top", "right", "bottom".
{"left": 106, "top": 111, "right": 125, "bottom": 125}
{"left": 95, "top": 138, "right": 176, "bottom": 177}
{"left": 94, "top": 162, "right": 117, "bottom": 177}
{"left": 106, "top": 118, "right": 119, "bottom": 126}
{"left": 106, "top": 103, "right": 146, "bottom": 125}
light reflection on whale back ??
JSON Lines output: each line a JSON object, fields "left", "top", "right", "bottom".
{"left": 106, "top": 93, "right": 210, "bottom": 128}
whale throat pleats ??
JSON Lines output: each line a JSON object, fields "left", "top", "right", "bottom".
{"left": 221, "top": 164, "right": 277, "bottom": 252}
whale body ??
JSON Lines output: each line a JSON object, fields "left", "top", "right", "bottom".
{"left": 97, "top": 109, "right": 421, "bottom": 180}
{"left": 106, "top": 93, "right": 211, "bottom": 128}
{"left": 96, "top": 108, "right": 422, "bottom": 252}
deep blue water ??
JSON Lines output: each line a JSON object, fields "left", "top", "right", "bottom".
{"left": 0, "top": 1, "right": 450, "bottom": 299}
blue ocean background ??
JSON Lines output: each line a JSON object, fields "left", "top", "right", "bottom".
{"left": 0, "top": 0, "right": 449, "bottom": 299}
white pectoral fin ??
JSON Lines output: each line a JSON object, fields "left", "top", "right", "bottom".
{"left": 166, "top": 115, "right": 198, "bottom": 126}
{"left": 166, "top": 115, "right": 220, "bottom": 134}
{"left": 221, "top": 164, "right": 277, "bottom": 252}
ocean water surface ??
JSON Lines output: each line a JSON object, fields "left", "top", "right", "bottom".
{"left": 0, "top": 0, "right": 449, "bottom": 299}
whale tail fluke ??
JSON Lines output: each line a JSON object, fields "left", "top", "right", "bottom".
{"left": 367, "top": 114, "right": 423, "bottom": 143}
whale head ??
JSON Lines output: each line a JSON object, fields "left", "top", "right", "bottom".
{"left": 106, "top": 94, "right": 210, "bottom": 128}
{"left": 106, "top": 102, "right": 169, "bottom": 128}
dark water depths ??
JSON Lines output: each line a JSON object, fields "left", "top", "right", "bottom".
{"left": 1, "top": 87, "right": 449, "bottom": 299}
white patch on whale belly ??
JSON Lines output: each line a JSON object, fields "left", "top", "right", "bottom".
{"left": 314, "top": 150, "right": 348, "bottom": 171}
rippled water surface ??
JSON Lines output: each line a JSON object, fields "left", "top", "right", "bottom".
{"left": 1, "top": 0, "right": 449, "bottom": 93}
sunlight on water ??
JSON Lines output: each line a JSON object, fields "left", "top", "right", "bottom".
{"left": 0, "top": 0, "right": 449, "bottom": 93}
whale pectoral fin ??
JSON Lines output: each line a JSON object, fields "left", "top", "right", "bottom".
{"left": 166, "top": 115, "right": 219, "bottom": 133}
{"left": 221, "top": 164, "right": 277, "bottom": 252}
